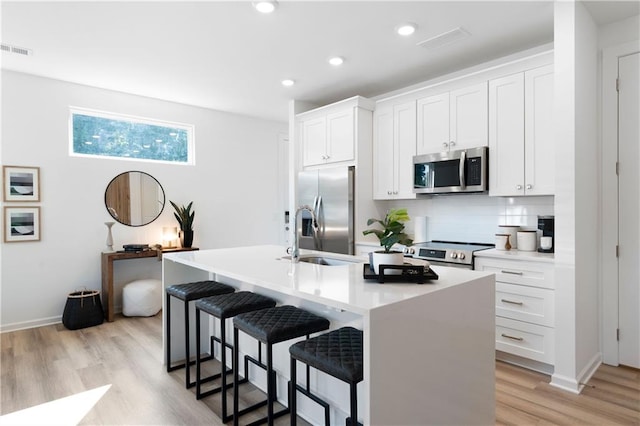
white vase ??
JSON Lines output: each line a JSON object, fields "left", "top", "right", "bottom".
{"left": 371, "top": 251, "right": 404, "bottom": 275}
{"left": 104, "top": 222, "right": 115, "bottom": 253}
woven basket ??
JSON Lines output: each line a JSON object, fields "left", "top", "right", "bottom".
{"left": 62, "top": 290, "right": 104, "bottom": 330}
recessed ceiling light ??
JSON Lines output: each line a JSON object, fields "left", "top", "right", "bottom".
{"left": 328, "top": 56, "right": 344, "bottom": 66}
{"left": 281, "top": 79, "right": 295, "bottom": 87}
{"left": 396, "top": 23, "right": 417, "bottom": 36}
{"left": 253, "top": 1, "right": 277, "bottom": 14}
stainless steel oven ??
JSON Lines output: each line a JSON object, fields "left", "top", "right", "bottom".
{"left": 403, "top": 241, "right": 493, "bottom": 270}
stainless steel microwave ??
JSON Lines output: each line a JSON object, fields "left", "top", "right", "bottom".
{"left": 413, "top": 146, "right": 488, "bottom": 194}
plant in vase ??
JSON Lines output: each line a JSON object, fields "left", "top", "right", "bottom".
{"left": 362, "top": 208, "right": 413, "bottom": 275}
{"left": 170, "top": 200, "right": 195, "bottom": 248}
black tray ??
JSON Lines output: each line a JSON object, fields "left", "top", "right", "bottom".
{"left": 363, "top": 263, "right": 438, "bottom": 284}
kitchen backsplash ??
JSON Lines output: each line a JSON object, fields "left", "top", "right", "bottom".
{"left": 386, "top": 195, "right": 554, "bottom": 245}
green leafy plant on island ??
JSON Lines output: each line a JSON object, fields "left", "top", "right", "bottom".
{"left": 170, "top": 201, "right": 195, "bottom": 231}
{"left": 362, "top": 208, "right": 413, "bottom": 253}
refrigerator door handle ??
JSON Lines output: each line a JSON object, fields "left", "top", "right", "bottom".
{"left": 313, "top": 196, "right": 323, "bottom": 250}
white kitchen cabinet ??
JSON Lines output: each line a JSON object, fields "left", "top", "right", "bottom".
{"left": 417, "top": 82, "right": 488, "bottom": 154}
{"left": 475, "top": 255, "right": 555, "bottom": 366}
{"left": 301, "top": 116, "right": 327, "bottom": 166}
{"left": 299, "top": 96, "right": 374, "bottom": 167}
{"left": 373, "top": 99, "right": 417, "bottom": 200}
{"left": 489, "top": 65, "right": 554, "bottom": 196}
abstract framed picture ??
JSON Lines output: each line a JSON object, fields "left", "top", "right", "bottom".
{"left": 4, "top": 206, "right": 40, "bottom": 242}
{"left": 3, "top": 166, "right": 40, "bottom": 202}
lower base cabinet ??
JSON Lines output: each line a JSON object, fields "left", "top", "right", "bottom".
{"left": 475, "top": 255, "right": 555, "bottom": 367}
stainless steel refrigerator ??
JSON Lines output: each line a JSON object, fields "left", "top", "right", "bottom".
{"left": 297, "top": 166, "right": 354, "bottom": 255}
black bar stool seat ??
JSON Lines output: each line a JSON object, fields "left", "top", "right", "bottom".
{"left": 233, "top": 305, "right": 330, "bottom": 426}
{"left": 290, "top": 327, "right": 363, "bottom": 426}
{"left": 195, "top": 291, "right": 277, "bottom": 422}
{"left": 165, "top": 280, "right": 235, "bottom": 388}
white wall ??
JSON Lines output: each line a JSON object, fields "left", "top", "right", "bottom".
{"left": 0, "top": 71, "right": 287, "bottom": 331}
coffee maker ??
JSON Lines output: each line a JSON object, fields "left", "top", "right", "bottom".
{"left": 537, "top": 215, "right": 554, "bottom": 253}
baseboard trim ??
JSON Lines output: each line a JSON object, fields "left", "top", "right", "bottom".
{"left": 550, "top": 353, "right": 601, "bottom": 394}
{"left": 0, "top": 315, "right": 62, "bottom": 333}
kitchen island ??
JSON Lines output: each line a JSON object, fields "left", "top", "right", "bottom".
{"left": 163, "top": 245, "right": 495, "bottom": 425}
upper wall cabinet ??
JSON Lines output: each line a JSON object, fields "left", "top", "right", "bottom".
{"left": 489, "top": 65, "right": 554, "bottom": 196}
{"left": 373, "top": 99, "right": 417, "bottom": 200}
{"left": 299, "top": 96, "right": 375, "bottom": 167}
{"left": 417, "top": 82, "right": 488, "bottom": 155}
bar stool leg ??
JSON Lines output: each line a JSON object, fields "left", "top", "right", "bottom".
{"left": 349, "top": 383, "right": 358, "bottom": 426}
{"left": 220, "top": 317, "right": 231, "bottom": 423}
{"left": 290, "top": 357, "right": 297, "bottom": 426}
{"left": 184, "top": 299, "right": 192, "bottom": 388}
{"left": 233, "top": 326, "right": 240, "bottom": 426}
{"left": 267, "top": 343, "right": 274, "bottom": 425}
{"left": 195, "top": 306, "right": 202, "bottom": 397}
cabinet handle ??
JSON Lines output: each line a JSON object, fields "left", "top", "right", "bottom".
{"left": 501, "top": 298, "right": 524, "bottom": 306}
{"left": 526, "top": 184, "right": 532, "bottom": 190}
{"left": 516, "top": 184, "right": 523, "bottom": 190}
{"left": 501, "top": 270, "right": 523, "bottom": 276}
{"left": 387, "top": 191, "right": 392, "bottom": 195}
{"left": 393, "top": 191, "right": 398, "bottom": 194}
{"left": 501, "top": 333, "right": 524, "bottom": 342}
{"left": 449, "top": 141, "right": 455, "bottom": 147}
{"left": 442, "top": 142, "right": 449, "bottom": 149}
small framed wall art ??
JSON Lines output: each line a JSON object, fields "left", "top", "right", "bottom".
{"left": 4, "top": 206, "right": 41, "bottom": 242}
{"left": 3, "top": 165, "right": 40, "bottom": 202}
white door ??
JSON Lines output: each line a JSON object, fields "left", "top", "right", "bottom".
{"left": 373, "top": 104, "right": 395, "bottom": 199}
{"left": 524, "top": 65, "right": 555, "bottom": 196}
{"left": 301, "top": 116, "right": 326, "bottom": 167}
{"left": 449, "top": 81, "right": 488, "bottom": 150}
{"left": 326, "top": 109, "right": 354, "bottom": 163}
{"left": 417, "top": 92, "right": 449, "bottom": 154}
{"left": 618, "top": 52, "right": 640, "bottom": 369}
{"left": 488, "top": 72, "right": 525, "bottom": 196}
{"left": 394, "top": 100, "right": 417, "bottom": 199}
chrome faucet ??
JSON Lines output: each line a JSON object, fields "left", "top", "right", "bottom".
{"left": 287, "top": 205, "right": 318, "bottom": 262}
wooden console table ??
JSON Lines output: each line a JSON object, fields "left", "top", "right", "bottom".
{"left": 101, "top": 247, "right": 198, "bottom": 321}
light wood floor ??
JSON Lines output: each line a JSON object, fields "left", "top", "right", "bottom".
{"left": 1, "top": 314, "right": 638, "bottom": 425}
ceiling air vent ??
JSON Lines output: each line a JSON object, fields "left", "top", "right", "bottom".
{"left": 417, "top": 27, "right": 470, "bottom": 50}
{"left": 0, "top": 43, "right": 33, "bottom": 56}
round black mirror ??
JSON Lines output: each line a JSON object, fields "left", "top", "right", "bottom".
{"left": 105, "top": 171, "right": 165, "bottom": 227}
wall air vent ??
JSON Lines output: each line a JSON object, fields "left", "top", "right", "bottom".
{"left": 0, "top": 43, "right": 33, "bottom": 56}
{"left": 417, "top": 27, "right": 470, "bottom": 50}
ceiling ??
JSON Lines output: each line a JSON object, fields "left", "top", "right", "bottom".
{"left": 1, "top": 1, "right": 637, "bottom": 122}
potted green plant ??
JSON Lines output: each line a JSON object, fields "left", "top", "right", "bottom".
{"left": 363, "top": 208, "right": 413, "bottom": 274}
{"left": 170, "top": 200, "right": 195, "bottom": 248}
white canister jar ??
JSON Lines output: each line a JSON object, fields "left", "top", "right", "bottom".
{"left": 498, "top": 225, "right": 520, "bottom": 249}
{"left": 495, "top": 234, "right": 512, "bottom": 251}
{"left": 517, "top": 230, "right": 537, "bottom": 251}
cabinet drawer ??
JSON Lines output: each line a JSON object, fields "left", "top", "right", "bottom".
{"left": 496, "top": 282, "right": 554, "bottom": 327}
{"left": 475, "top": 257, "right": 554, "bottom": 289}
{"left": 495, "top": 317, "right": 554, "bottom": 364}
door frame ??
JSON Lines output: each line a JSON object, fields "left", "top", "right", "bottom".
{"left": 601, "top": 40, "right": 640, "bottom": 365}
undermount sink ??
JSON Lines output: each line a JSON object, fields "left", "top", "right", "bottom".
{"left": 281, "top": 255, "right": 360, "bottom": 266}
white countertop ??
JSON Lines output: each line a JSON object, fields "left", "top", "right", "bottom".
{"left": 164, "top": 245, "right": 493, "bottom": 315}
{"left": 475, "top": 247, "right": 555, "bottom": 263}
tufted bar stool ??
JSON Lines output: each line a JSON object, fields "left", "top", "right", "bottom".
{"left": 165, "top": 280, "right": 235, "bottom": 388}
{"left": 232, "top": 305, "right": 330, "bottom": 426}
{"left": 195, "top": 291, "right": 277, "bottom": 423}
{"left": 289, "top": 327, "right": 363, "bottom": 426}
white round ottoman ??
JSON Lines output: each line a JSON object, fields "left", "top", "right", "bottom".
{"left": 123, "top": 279, "right": 162, "bottom": 317}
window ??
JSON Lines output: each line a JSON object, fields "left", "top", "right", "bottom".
{"left": 70, "top": 107, "right": 194, "bottom": 164}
